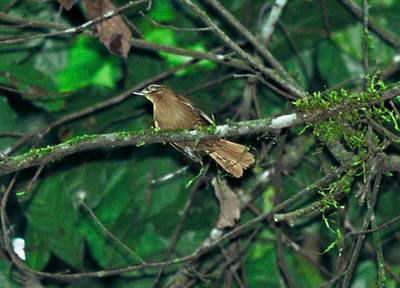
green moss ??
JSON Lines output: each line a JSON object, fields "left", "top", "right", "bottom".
{"left": 206, "top": 123, "right": 217, "bottom": 133}
{"left": 152, "top": 127, "right": 161, "bottom": 133}
{"left": 294, "top": 77, "right": 398, "bottom": 250}
{"left": 136, "top": 141, "right": 146, "bottom": 147}
{"left": 293, "top": 77, "right": 396, "bottom": 164}
{"left": 116, "top": 131, "right": 132, "bottom": 138}
{"left": 318, "top": 170, "right": 353, "bottom": 253}
{"left": 116, "top": 130, "right": 143, "bottom": 140}
{"left": 25, "top": 145, "right": 54, "bottom": 158}
{"left": 64, "top": 134, "right": 97, "bottom": 145}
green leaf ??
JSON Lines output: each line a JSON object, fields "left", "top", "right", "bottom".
{"left": 0, "top": 64, "right": 66, "bottom": 112}
{"left": 317, "top": 41, "right": 354, "bottom": 86}
{"left": 145, "top": 29, "right": 176, "bottom": 47}
{"left": 0, "top": 97, "right": 19, "bottom": 151}
{"left": 80, "top": 155, "right": 192, "bottom": 268}
{"left": 25, "top": 170, "right": 84, "bottom": 268}
{"left": 0, "top": 260, "right": 19, "bottom": 288}
{"left": 148, "top": 0, "right": 175, "bottom": 21}
{"left": 135, "top": 225, "right": 167, "bottom": 258}
{"left": 352, "top": 261, "right": 378, "bottom": 287}
{"left": 57, "top": 36, "right": 120, "bottom": 92}
{"left": 112, "top": 277, "right": 154, "bottom": 288}
{"left": 273, "top": 1, "right": 354, "bottom": 59}
{"left": 24, "top": 225, "right": 51, "bottom": 270}
{"left": 247, "top": 239, "right": 281, "bottom": 286}
{"left": 0, "top": 98, "right": 18, "bottom": 131}
{"left": 292, "top": 254, "right": 324, "bottom": 286}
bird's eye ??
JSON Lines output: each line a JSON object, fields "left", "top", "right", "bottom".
{"left": 144, "top": 84, "right": 163, "bottom": 94}
{"left": 148, "top": 85, "right": 155, "bottom": 91}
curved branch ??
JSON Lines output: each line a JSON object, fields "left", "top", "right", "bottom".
{"left": 1, "top": 83, "right": 399, "bottom": 177}
{"left": 0, "top": 114, "right": 298, "bottom": 177}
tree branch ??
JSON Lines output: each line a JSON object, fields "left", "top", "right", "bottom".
{"left": 2, "top": 83, "right": 399, "bottom": 177}
{"left": 0, "top": 114, "right": 298, "bottom": 177}
{"left": 203, "top": 0, "right": 298, "bottom": 88}
{"left": 179, "top": 0, "right": 305, "bottom": 98}
{"left": 0, "top": 0, "right": 148, "bottom": 45}
{"left": 338, "top": 0, "right": 400, "bottom": 49}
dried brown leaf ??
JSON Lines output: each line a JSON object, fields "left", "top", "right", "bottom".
{"left": 57, "top": 0, "right": 74, "bottom": 11}
{"left": 83, "top": 0, "right": 132, "bottom": 58}
{"left": 212, "top": 178, "right": 241, "bottom": 229}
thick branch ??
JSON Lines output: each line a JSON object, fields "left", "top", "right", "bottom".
{"left": 0, "top": 114, "right": 298, "bottom": 177}
{"left": 2, "top": 83, "right": 399, "bottom": 177}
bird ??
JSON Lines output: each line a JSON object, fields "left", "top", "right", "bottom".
{"left": 134, "top": 84, "right": 255, "bottom": 178}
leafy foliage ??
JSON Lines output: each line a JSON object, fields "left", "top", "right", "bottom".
{"left": 0, "top": 0, "right": 399, "bottom": 287}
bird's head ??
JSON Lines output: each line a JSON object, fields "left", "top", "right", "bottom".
{"left": 133, "top": 84, "right": 174, "bottom": 103}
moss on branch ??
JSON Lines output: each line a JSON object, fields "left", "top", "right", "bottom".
{"left": 0, "top": 116, "right": 283, "bottom": 177}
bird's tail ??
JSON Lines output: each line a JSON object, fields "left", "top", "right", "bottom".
{"left": 209, "top": 140, "right": 255, "bottom": 178}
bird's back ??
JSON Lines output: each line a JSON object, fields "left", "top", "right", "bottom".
{"left": 153, "top": 95, "right": 209, "bottom": 129}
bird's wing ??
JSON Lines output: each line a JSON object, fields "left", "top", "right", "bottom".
{"left": 170, "top": 142, "right": 202, "bottom": 163}
{"left": 175, "top": 94, "right": 214, "bottom": 125}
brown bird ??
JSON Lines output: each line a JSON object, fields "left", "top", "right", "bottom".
{"left": 134, "top": 84, "right": 254, "bottom": 178}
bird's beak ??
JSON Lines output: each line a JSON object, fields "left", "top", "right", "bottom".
{"left": 133, "top": 90, "right": 146, "bottom": 96}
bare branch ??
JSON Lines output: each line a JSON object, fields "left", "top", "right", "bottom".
{"left": 338, "top": 0, "right": 400, "bottom": 49}
{"left": 260, "top": 0, "right": 288, "bottom": 44}
{"left": 179, "top": 0, "right": 305, "bottom": 98}
{"left": 0, "top": 0, "right": 148, "bottom": 45}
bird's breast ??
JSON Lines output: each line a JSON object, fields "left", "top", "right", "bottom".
{"left": 153, "top": 101, "right": 206, "bottom": 129}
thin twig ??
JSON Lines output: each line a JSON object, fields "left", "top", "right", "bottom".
{"left": 338, "top": 0, "right": 400, "bottom": 49}
{"left": 18, "top": 165, "right": 44, "bottom": 202}
{"left": 260, "top": 0, "right": 288, "bottom": 45}
{"left": 81, "top": 201, "right": 145, "bottom": 264}
{"left": 0, "top": 162, "right": 351, "bottom": 281}
{"left": 0, "top": 0, "right": 148, "bottom": 45}
{"left": 203, "top": 0, "right": 299, "bottom": 89}
{"left": 362, "top": 0, "right": 369, "bottom": 75}
{"left": 273, "top": 133, "right": 297, "bottom": 288}
{"left": 139, "top": 11, "right": 213, "bottom": 31}
{"left": 179, "top": 0, "right": 305, "bottom": 99}
{"left": 151, "top": 167, "right": 209, "bottom": 286}
{"left": 369, "top": 173, "right": 386, "bottom": 287}
{"left": 0, "top": 84, "right": 68, "bottom": 99}
{"left": 131, "top": 38, "right": 251, "bottom": 71}
{"left": 278, "top": 21, "right": 309, "bottom": 81}
{"left": 0, "top": 11, "right": 66, "bottom": 30}
{"left": 0, "top": 132, "right": 23, "bottom": 138}
{"left": 320, "top": 0, "right": 331, "bottom": 38}
{"left": 185, "top": 74, "right": 235, "bottom": 95}
{"left": 345, "top": 213, "right": 400, "bottom": 237}
{"left": 340, "top": 158, "right": 382, "bottom": 288}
